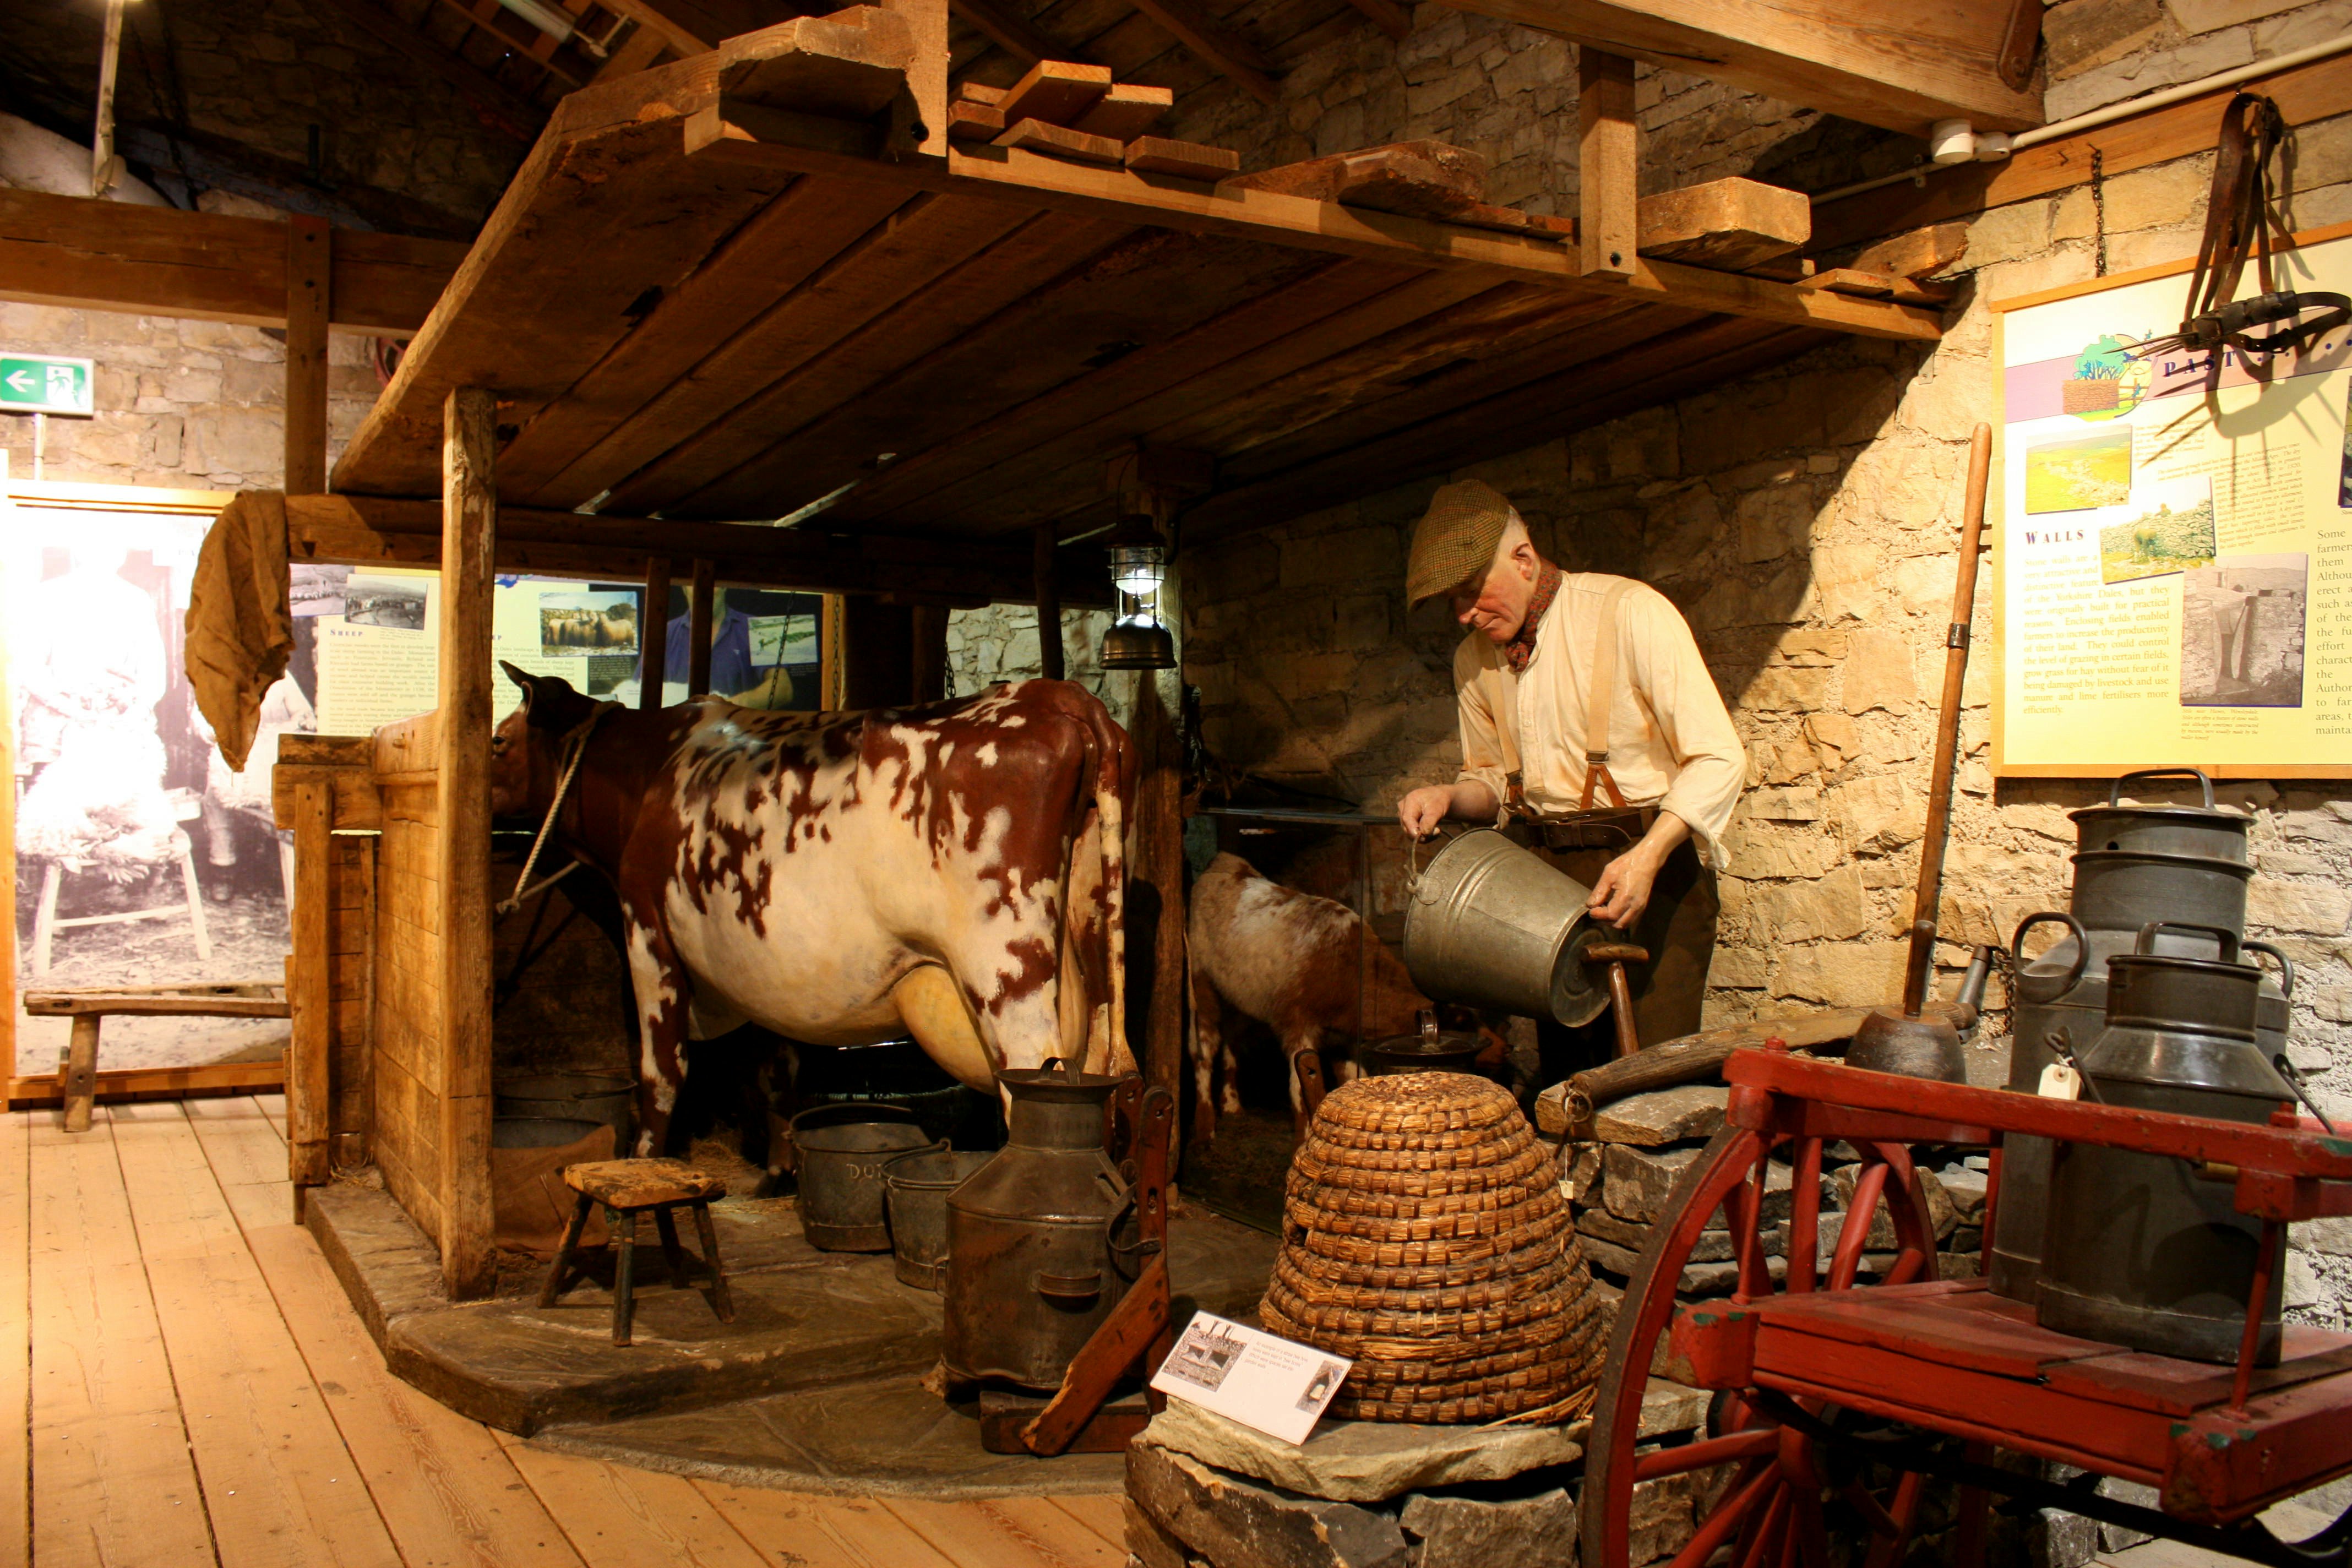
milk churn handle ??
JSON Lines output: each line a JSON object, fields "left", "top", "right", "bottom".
{"left": 2010, "top": 911, "right": 2089, "bottom": 997}
{"left": 2110, "top": 767, "right": 2215, "bottom": 809}
{"left": 2136, "top": 920, "right": 2238, "bottom": 963}
{"left": 2242, "top": 938, "right": 2295, "bottom": 1000}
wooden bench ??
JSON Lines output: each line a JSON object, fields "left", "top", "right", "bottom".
{"left": 540, "top": 1158, "right": 736, "bottom": 1346}
{"left": 19, "top": 984, "right": 292, "bottom": 1132}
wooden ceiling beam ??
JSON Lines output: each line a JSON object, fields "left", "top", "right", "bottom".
{"left": 598, "top": 0, "right": 718, "bottom": 55}
{"left": 1124, "top": 0, "right": 1279, "bottom": 103}
{"left": 1430, "top": 0, "right": 2041, "bottom": 137}
{"left": 0, "top": 187, "right": 461, "bottom": 334}
{"left": 284, "top": 493, "right": 1116, "bottom": 603}
{"left": 948, "top": 0, "right": 1072, "bottom": 64}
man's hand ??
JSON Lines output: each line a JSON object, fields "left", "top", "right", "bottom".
{"left": 1586, "top": 847, "right": 1661, "bottom": 930}
{"left": 1398, "top": 786, "right": 1456, "bottom": 840}
{"left": 1586, "top": 811, "right": 1692, "bottom": 930}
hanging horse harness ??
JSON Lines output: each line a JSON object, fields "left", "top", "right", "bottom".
{"left": 497, "top": 700, "right": 619, "bottom": 917}
{"left": 2135, "top": 93, "right": 2348, "bottom": 364}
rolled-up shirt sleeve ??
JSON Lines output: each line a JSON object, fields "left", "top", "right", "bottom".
{"left": 1623, "top": 587, "right": 1745, "bottom": 870}
{"left": 1452, "top": 639, "right": 1512, "bottom": 824}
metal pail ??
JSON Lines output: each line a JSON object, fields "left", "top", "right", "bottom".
{"left": 883, "top": 1147, "right": 994, "bottom": 1291}
{"left": 790, "top": 1104, "right": 939, "bottom": 1252}
{"left": 1402, "top": 828, "right": 1607, "bottom": 1027}
{"left": 494, "top": 1072, "right": 636, "bottom": 1150}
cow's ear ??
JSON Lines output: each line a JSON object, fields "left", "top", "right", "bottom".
{"left": 499, "top": 660, "right": 537, "bottom": 714}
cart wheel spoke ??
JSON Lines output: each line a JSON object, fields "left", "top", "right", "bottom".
{"left": 1583, "top": 1124, "right": 1950, "bottom": 1568}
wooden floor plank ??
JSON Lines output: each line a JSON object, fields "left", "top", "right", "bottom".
{"left": 109, "top": 1103, "right": 403, "bottom": 1568}
{"left": 241, "top": 1222, "right": 588, "bottom": 1567}
{"left": 0, "top": 1112, "right": 30, "bottom": 1568}
{"left": 27, "top": 1109, "right": 220, "bottom": 1567}
{"left": 183, "top": 1095, "right": 295, "bottom": 1235}
{"left": 884, "top": 1496, "right": 1124, "bottom": 1568}
{"left": 692, "top": 1485, "right": 936, "bottom": 1568}
{"left": 253, "top": 1093, "right": 290, "bottom": 1141}
{"left": 1043, "top": 1495, "right": 1126, "bottom": 1551}
{"left": 496, "top": 1434, "right": 770, "bottom": 1568}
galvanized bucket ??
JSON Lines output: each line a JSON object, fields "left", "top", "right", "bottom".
{"left": 882, "top": 1147, "right": 994, "bottom": 1291}
{"left": 790, "top": 1104, "right": 939, "bottom": 1253}
{"left": 1402, "top": 827, "right": 1608, "bottom": 1028}
{"left": 494, "top": 1072, "right": 635, "bottom": 1150}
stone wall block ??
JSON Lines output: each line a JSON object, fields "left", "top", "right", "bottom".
{"left": 1842, "top": 629, "right": 1921, "bottom": 714}
{"left": 1832, "top": 774, "right": 1925, "bottom": 851}
{"left": 2248, "top": 879, "right": 2352, "bottom": 935}
{"left": 1775, "top": 940, "right": 1906, "bottom": 1008}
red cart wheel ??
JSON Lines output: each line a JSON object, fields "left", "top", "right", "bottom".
{"left": 1580, "top": 1126, "right": 1954, "bottom": 1568}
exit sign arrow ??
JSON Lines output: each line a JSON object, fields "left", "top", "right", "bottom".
{"left": 0, "top": 355, "right": 94, "bottom": 416}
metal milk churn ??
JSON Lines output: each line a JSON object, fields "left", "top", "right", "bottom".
{"left": 2037, "top": 922, "right": 2297, "bottom": 1364}
{"left": 941, "top": 1061, "right": 1141, "bottom": 1390}
{"left": 1989, "top": 769, "right": 2285, "bottom": 1301}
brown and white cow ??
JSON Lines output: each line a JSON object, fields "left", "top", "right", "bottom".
{"left": 1188, "top": 851, "right": 1479, "bottom": 1138}
{"left": 489, "top": 667, "right": 1134, "bottom": 1157}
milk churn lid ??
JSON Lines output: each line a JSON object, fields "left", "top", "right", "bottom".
{"left": 2068, "top": 767, "right": 2251, "bottom": 836}
{"left": 1359, "top": 1011, "right": 1485, "bottom": 1075}
{"left": 995, "top": 1058, "right": 1131, "bottom": 1101}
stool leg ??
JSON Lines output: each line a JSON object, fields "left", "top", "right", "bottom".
{"left": 539, "top": 1193, "right": 594, "bottom": 1308}
{"left": 690, "top": 1200, "right": 734, "bottom": 1324}
{"left": 652, "top": 1205, "right": 692, "bottom": 1289}
{"left": 612, "top": 1207, "right": 638, "bottom": 1346}
{"left": 63, "top": 1016, "right": 102, "bottom": 1134}
{"left": 33, "top": 863, "right": 62, "bottom": 980}
{"left": 177, "top": 837, "right": 212, "bottom": 962}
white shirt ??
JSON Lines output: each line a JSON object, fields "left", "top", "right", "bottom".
{"left": 1453, "top": 573, "right": 1745, "bottom": 869}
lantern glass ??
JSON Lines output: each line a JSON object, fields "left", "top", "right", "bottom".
{"left": 1110, "top": 543, "right": 1166, "bottom": 598}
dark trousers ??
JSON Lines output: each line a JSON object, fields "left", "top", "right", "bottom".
{"left": 1532, "top": 836, "right": 1717, "bottom": 1082}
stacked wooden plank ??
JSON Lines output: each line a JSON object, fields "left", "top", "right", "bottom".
{"left": 1222, "top": 139, "right": 1816, "bottom": 279}
{"left": 946, "top": 61, "right": 1240, "bottom": 182}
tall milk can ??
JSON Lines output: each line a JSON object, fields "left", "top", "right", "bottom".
{"left": 1989, "top": 768, "right": 2283, "bottom": 1302}
{"left": 941, "top": 1061, "right": 1140, "bottom": 1390}
{"left": 2037, "top": 922, "right": 2297, "bottom": 1364}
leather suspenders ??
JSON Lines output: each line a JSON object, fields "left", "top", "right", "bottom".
{"left": 1576, "top": 579, "right": 1634, "bottom": 812}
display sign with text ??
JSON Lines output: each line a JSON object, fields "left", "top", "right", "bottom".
{"left": 1992, "top": 224, "right": 2352, "bottom": 777}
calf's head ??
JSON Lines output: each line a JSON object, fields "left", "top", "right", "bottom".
{"left": 489, "top": 661, "right": 600, "bottom": 821}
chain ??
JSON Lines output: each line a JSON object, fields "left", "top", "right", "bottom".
{"left": 2091, "top": 146, "right": 2108, "bottom": 277}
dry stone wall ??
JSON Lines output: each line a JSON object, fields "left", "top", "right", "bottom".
{"left": 1175, "top": 0, "right": 2352, "bottom": 1327}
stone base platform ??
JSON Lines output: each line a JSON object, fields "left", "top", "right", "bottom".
{"left": 305, "top": 1178, "right": 1277, "bottom": 1495}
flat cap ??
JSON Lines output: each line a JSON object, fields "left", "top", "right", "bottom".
{"left": 1406, "top": 479, "right": 1515, "bottom": 607}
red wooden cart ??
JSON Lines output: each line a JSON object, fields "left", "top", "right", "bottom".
{"left": 1581, "top": 1042, "right": 2352, "bottom": 1568}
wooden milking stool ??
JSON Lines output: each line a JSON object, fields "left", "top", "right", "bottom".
{"left": 541, "top": 1158, "right": 736, "bottom": 1346}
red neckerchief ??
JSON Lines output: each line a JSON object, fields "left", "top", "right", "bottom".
{"left": 1502, "top": 560, "right": 1562, "bottom": 674}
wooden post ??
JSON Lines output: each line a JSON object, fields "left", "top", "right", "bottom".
{"left": 1578, "top": 48, "right": 1638, "bottom": 280}
{"left": 879, "top": 0, "right": 949, "bottom": 155}
{"left": 438, "top": 385, "right": 499, "bottom": 1300}
{"left": 688, "top": 558, "right": 716, "bottom": 696}
{"left": 1034, "top": 521, "right": 1065, "bottom": 682}
{"left": 284, "top": 214, "right": 331, "bottom": 494}
{"left": 1129, "top": 678, "right": 1185, "bottom": 1108}
{"left": 821, "top": 593, "right": 847, "bottom": 710}
{"left": 0, "top": 469, "right": 14, "bottom": 1084}
{"left": 640, "top": 555, "right": 671, "bottom": 710}
{"left": 911, "top": 603, "right": 949, "bottom": 703}
{"left": 290, "top": 776, "right": 333, "bottom": 1201}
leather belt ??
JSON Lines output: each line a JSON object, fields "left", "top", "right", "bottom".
{"left": 1517, "top": 806, "right": 1656, "bottom": 852}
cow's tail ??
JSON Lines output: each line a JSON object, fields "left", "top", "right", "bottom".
{"left": 1086, "top": 699, "right": 1135, "bottom": 1077}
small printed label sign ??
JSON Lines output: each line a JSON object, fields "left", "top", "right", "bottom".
{"left": 0, "top": 355, "right": 94, "bottom": 415}
{"left": 1149, "top": 1311, "right": 1352, "bottom": 1445}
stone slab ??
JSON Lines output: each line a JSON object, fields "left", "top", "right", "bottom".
{"left": 1141, "top": 1397, "right": 1583, "bottom": 1502}
{"left": 1128, "top": 1441, "right": 1412, "bottom": 1568}
{"left": 1580, "top": 1234, "right": 1788, "bottom": 1295}
{"left": 1129, "top": 1498, "right": 1209, "bottom": 1568}
{"left": 310, "top": 1172, "right": 1277, "bottom": 1436}
{"left": 1593, "top": 1085, "right": 1728, "bottom": 1147}
{"left": 1401, "top": 1482, "right": 1576, "bottom": 1568}
{"left": 534, "top": 1370, "right": 1129, "bottom": 1498}
{"left": 1558, "top": 1140, "right": 1603, "bottom": 1204}
{"left": 1604, "top": 1144, "right": 1817, "bottom": 1227}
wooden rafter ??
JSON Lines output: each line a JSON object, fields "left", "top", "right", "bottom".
{"left": 428, "top": 0, "right": 601, "bottom": 86}
{"left": 949, "top": 0, "right": 1072, "bottom": 64}
{"left": 1124, "top": 0, "right": 1279, "bottom": 104}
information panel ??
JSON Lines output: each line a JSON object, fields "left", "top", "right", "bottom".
{"left": 1992, "top": 225, "right": 2352, "bottom": 776}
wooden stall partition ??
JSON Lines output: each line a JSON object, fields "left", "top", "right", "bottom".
{"left": 368, "top": 710, "right": 447, "bottom": 1255}
{"left": 273, "top": 734, "right": 380, "bottom": 1211}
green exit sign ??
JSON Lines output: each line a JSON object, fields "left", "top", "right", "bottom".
{"left": 0, "top": 355, "right": 94, "bottom": 416}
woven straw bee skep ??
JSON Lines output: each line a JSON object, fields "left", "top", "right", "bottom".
{"left": 1262, "top": 1071, "right": 1609, "bottom": 1423}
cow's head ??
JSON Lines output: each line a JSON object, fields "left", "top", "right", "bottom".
{"left": 491, "top": 661, "right": 600, "bottom": 821}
